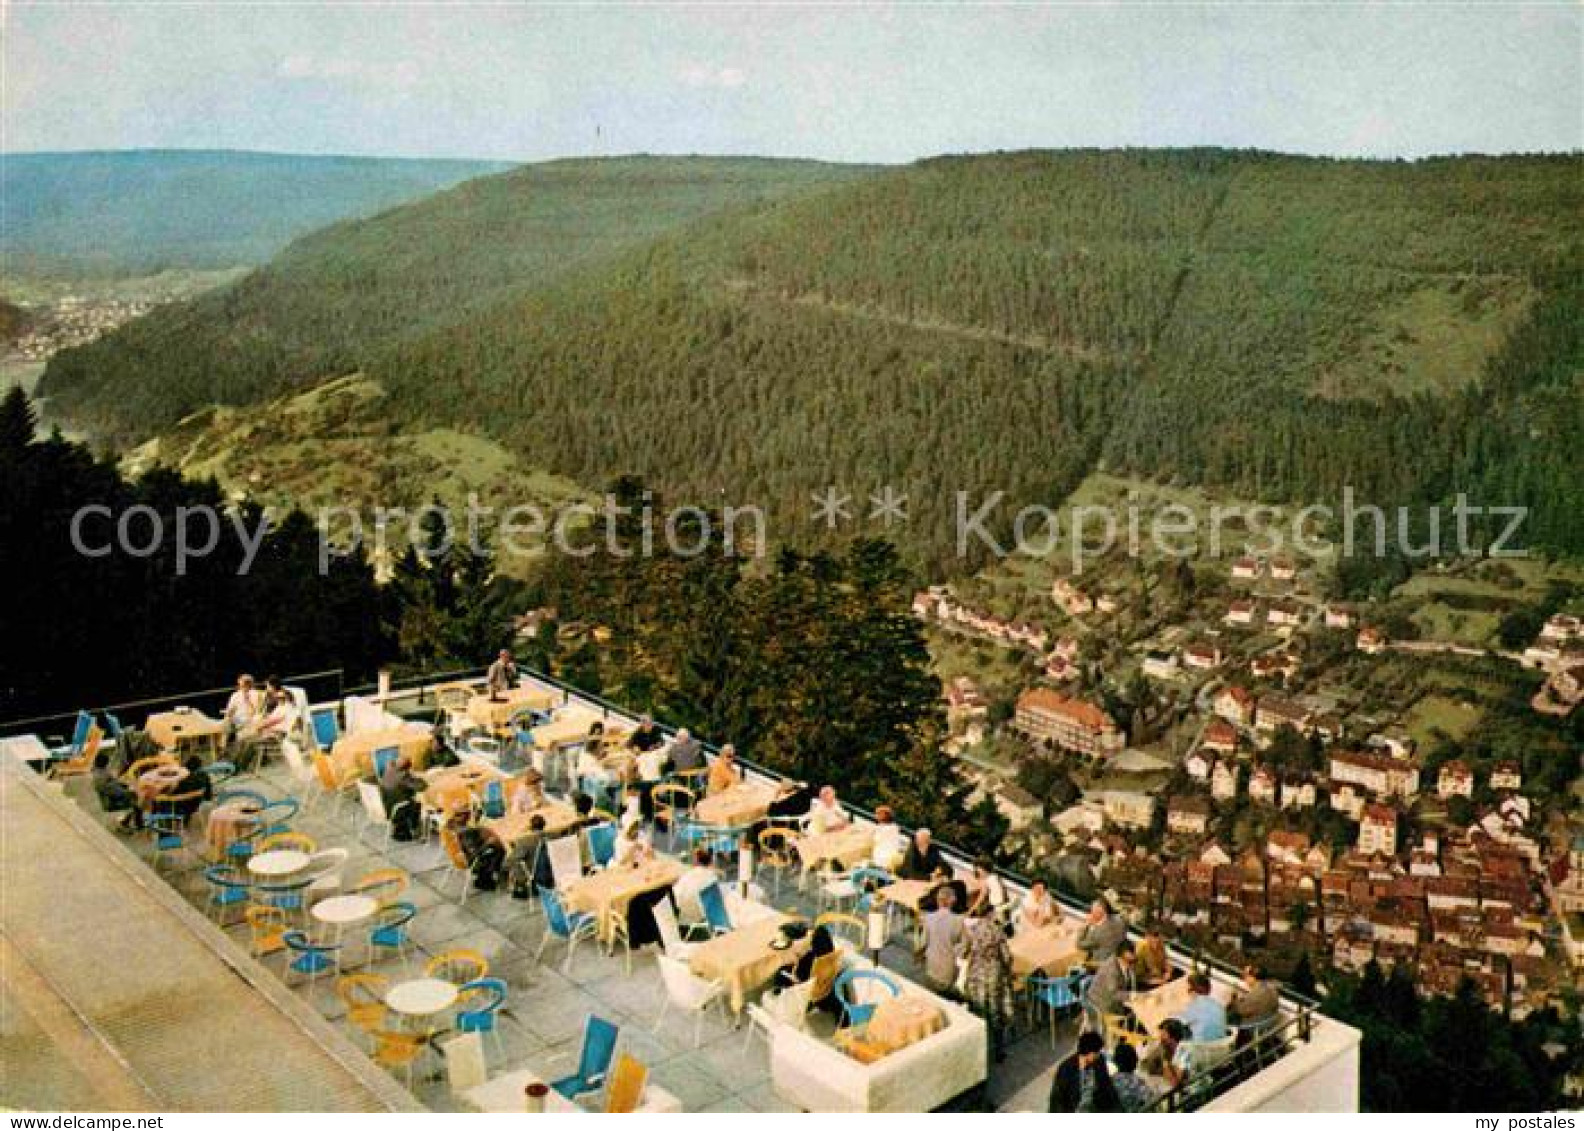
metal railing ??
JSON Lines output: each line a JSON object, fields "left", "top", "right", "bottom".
{"left": 1142, "top": 1003, "right": 1317, "bottom": 1112}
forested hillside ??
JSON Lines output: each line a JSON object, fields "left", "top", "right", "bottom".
{"left": 39, "top": 156, "right": 874, "bottom": 435}
{"left": 42, "top": 150, "right": 1584, "bottom": 573}
{"left": 1, "top": 149, "right": 513, "bottom": 275}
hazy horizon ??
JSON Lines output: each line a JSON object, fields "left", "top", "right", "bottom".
{"left": 5, "top": 5, "right": 1579, "bottom": 164}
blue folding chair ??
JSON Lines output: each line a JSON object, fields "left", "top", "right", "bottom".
{"left": 102, "top": 712, "right": 126, "bottom": 745}
{"left": 202, "top": 864, "right": 252, "bottom": 920}
{"left": 456, "top": 977, "right": 509, "bottom": 1056}
{"left": 309, "top": 708, "right": 340, "bottom": 752}
{"left": 372, "top": 746, "right": 400, "bottom": 780}
{"left": 1029, "top": 971, "right": 1085, "bottom": 1047}
{"left": 481, "top": 778, "right": 507, "bottom": 820}
{"left": 207, "top": 760, "right": 238, "bottom": 784}
{"left": 51, "top": 710, "right": 94, "bottom": 761}
{"left": 834, "top": 968, "right": 900, "bottom": 1028}
{"left": 535, "top": 889, "right": 598, "bottom": 973}
{"left": 695, "top": 882, "right": 733, "bottom": 938}
{"left": 549, "top": 1015, "right": 619, "bottom": 1100}
{"left": 585, "top": 822, "right": 618, "bottom": 868}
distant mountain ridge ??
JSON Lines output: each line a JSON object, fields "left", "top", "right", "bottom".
{"left": 1, "top": 148, "right": 516, "bottom": 275}
{"left": 39, "top": 149, "right": 1584, "bottom": 570}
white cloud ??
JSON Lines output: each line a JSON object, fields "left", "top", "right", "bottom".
{"left": 676, "top": 62, "right": 747, "bottom": 90}
{"left": 277, "top": 53, "right": 420, "bottom": 89}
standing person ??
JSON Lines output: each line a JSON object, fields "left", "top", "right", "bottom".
{"left": 920, "top": 885, "right": 965, "bottom": 994}
{"left": 1048, "top": 1031, "right": 1120, "bottom": 1113}
{"left": 1078, "top": 897, "right": 1127, "bottom": 963}
{"left": 958, "top": 909, "right": 1017, "bottom": 1062}
{"left": 485, "top": 649, "right": 518, "bottom": 699}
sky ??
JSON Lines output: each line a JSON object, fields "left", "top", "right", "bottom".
{"left": 4, "top": 3, "right": 1580, "bottom": 163}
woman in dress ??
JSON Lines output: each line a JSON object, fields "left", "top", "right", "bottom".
{"left": 958, "top": 910, "right": 1017, "bottom": 1063}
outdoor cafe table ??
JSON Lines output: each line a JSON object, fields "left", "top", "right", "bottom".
{"left": 134, "top": 762, "right": 189, "bottom": 807}
{"left": 695, "top": 780, "right": 779, "bottom": 829}
{"left": 466, "top": 685, "right": 558, "bottom": 730}
{"left": 687, "top": 910, "right": 800, "bottom": 1014}
{"left": 247, "top": 849, "right": 310, "bottom": 878}
{"left": 386, "top": 977, "right": 459, "bottom": 1020}
{"left": 1129, "top": 974, "right": 1194, "bottom": 1035}
{"left": 564, "top": 857, "right": 684, "bottom": 943}
{"left": 482, "top": 801, "right": 582, "bottom": 847}
{"left": 865, "top": 995, "right": 946, "bottom": 1052}
{"left": 795, "top": 825, "right": 874, "bottom": 872}
{"left": 530, "top": 707, "right": 631, "bottom": 752}
{"left": 1008, "top": 920, "right": 1087, "bottom": 978}
{"left": 204, "top": 798, "right": 262, "bottom": 859}
{"left": 329, "top": 723, "right": 434, "bottom": 779}
{"left": 422, "top": 762, "right": 506, "bottom": 815}
{"left": 143, "top": 709, "right": 225, "bottom": 756}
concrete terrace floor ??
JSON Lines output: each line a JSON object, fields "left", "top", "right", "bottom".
{"left": 54, "top": 757, "right": 1075, "bottom": 1113}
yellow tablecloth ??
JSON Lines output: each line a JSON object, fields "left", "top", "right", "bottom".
{"left": 329, "top": 724, "right": 434, "bottom": 780}
{"left": 1130, "top": 975, "right": 1194, "bottom": 1035}
{"left": 467, "top": 686, "right": 558, "bottom": 729}
{"left": 483, "top": 802, "right": 582, "bottom": 846}
{"left": 695, "top": 781, "right": 778, "bottom": 829}
{"left": 687, "top": 912, "right": 800, "bottom": 1013}
{"left": 422, "top": 763, "right": 506, "bottom": 814}
{"left": 1009, "top": 921, "right": 1086, "bottom": 978}
{"left": 144, "top": 710, "right": 224, "bottom": 754}
{"left": 865, "top": 995, "right": 945, "bottom": 1051}
{"left": 564, "top": 858, "right": 683, "bottom": 942}
{"left": 530, "top": 707, "right": 629, "bottom": 751}
{"left": 795, "top": 827, "right": 874, "bottom": 871}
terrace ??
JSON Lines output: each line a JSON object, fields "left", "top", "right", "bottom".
{"left": 2, "top": 668, "right": 1359, "bottom": 1113}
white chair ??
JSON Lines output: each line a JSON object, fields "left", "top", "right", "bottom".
{"left": 816, "top": 861, "right": 859, "bottom": 912}
{"left": 357, "top": 781, "right": 394, "bottom": 847}
{"left": 278, "top": 738, "right": 320, "bottom": 810}
{"left": 653, "top": 954, "right": 726, "bottom": 1048}
{"left": 441, "top": 1031, "right": 488, "bottom": 1093}
{"left": 742, "top": 980, "right": 810, "bottom": 1056}
{"left": 547, "top": 834, "right": 585, "bottom": 893}
{"left": 651, "top": 897, "right": 697, "bottom": 960}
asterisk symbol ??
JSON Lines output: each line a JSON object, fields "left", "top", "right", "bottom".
{"left": 811, "top": 486, "right": 853, "bottom": 529}
{"left": 868, "top": 485, "right": 909, "bottom": 527}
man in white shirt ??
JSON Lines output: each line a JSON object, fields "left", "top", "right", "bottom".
{"left": 223, "top": 674, "right": 261, "bottom": 736}
{"left": 805, "top": 785, "right": 850, "bottom": 835}
{"left": 671, "top": 848, "right": 718, "bottom": 925}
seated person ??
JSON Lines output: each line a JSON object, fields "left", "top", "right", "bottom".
{"left": 93, "top": 752, "right": 139, "bottom": 829}
{"left": 169, "top": 754, "right": 212, "bottom": 820}
{"left": 897, "top": 827, "right": 946, "bottom": 881}
{"left": 671, "top": 848, "right": 718, "bottom": 925}
{"left": 1175, "top": 972, "right": 1230, "bottom": 1041}
{"left": 234, "top": 686, "right": 293, "bottom": 770}
{"left": 1141, "top": 1019, "right": 1195, "bottom": 1091}
{"left": 1135, "top": 924, "right": 1171, "bottom": 986}
{"left": 509, "top": 769, "right": 547, "bottom": 814}
{"left": 609, "top": 823, "right": 651, "bottom": 869}
{"left": 1227, "top": 964, "right": 1280, "bottom": 1030}
{"left": 1111, "top": 1042, "right": 1159, "bottom": 1112}
{"left": 667, "top": 728, "right": 705, "bottom": 773}
{"left": 775, "top": 925, "right": 842, "bottom": 1018}
{"left": 804, "top": 785, "right": 850, "bottom": 834}
{"left": 965, "top": 857, "right": 1008, "bottom": 918}
{"left": 634, "top": 742, "right": 669, "bottom": 817}
{"left": 379, "top": 755, "right": 426, "bottom": 841}
{"left": 705, "top": 744, "right": 741, "bottom": 796}
{"left": 767, "top": 779, "right": 813, "bottom": 820}
{"left": 504, "top": 813, "right": 548, "bottom": 897}
{"left": 1078, "top": 898, "right": 1127, "bottom": 963}
{"left": 223, "top": 673, "right": 262, "bottom": 737}
{"left": 626, "top": 714, "right": 665, "bottom": 752}
{"left": 869, "top": 805, "right": 906, "bottom": 871}
{"left": 1016, "top": 880, "right": 1059, "bottom": 932}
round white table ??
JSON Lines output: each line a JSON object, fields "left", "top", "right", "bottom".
{"left": 310, "top": 893, "right": 378, "bottom": 927}
{"left": 247, "top": 849, "right": 310, "bottom": 878}
{"left": 386, "top": 977, "right": 459, "bottom": 1018}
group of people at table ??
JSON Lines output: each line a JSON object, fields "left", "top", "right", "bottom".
{"left": 85, "top": 660, "right": 1286, "bottom": 1108}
